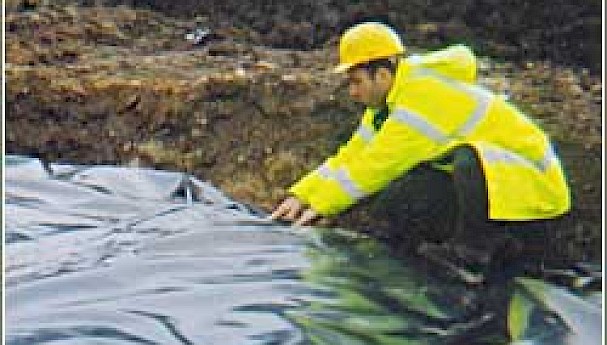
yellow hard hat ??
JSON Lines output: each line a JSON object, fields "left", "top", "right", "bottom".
{"left": 334, "top": 22, "right": 405, "bottom": 73}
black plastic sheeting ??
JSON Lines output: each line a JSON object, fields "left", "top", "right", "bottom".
{"left": 6, "top": 156, "right": 315, "bottom": 344}
{"left": 4, "top": 156, "right": 602, "bottom": 345}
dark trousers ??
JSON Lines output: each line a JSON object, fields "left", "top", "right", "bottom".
{"left": 339, "top": 146, "right": 548, "bottom": 268}
{"left": 452, "top": 147, "right": 549, "bottom": 264}
{"left": 452, "top": 146, "right": 500, "bottom": 247}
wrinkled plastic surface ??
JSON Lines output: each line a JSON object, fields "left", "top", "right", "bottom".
{"left": 5, "top": 156, "right": 601, "bottom": 345}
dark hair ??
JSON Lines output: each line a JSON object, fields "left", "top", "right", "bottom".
{"left": 356, "top": 58, "right": 398, "bottom": 76}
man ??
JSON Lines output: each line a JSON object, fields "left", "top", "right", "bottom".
{"left": 270, "top": 22, "right": 570, "bottom": 267}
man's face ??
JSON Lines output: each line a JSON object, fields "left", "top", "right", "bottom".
{"left": 346, "top": 67, "right": 391, "bottom": 108}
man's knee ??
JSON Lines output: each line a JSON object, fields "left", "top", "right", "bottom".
{"left": 452, "top": 146, "right": 486, "bottom": 196}
{"left": 366, "top": 165, "right": 456, "bottom": 240}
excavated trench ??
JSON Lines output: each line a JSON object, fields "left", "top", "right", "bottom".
{"left": 5, "top": 3, "right": 603, "bottom": 264}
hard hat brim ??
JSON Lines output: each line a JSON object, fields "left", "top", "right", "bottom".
{"left": 333, "top": 62, "right": 356, "bottom": 74}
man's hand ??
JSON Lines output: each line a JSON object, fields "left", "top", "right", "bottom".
{"left": 270, "top": 197, "right": 320, "bottom": 226}
{"left": 270, "top": 197, "right": 305, "bottom": 221}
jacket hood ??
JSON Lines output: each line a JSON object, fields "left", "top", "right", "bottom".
{"left": 405, "top": 44, "right": 477, "bottom": 84}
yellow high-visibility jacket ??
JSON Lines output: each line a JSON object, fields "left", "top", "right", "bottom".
{"left": 289, "top": 45, "right": 571, "bottom": 220}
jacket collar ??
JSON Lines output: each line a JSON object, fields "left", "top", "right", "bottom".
{"left": 385, "top": 58, "right": 413, "bottom": 109}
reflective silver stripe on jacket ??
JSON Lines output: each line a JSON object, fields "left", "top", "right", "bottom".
{"left": 405, "top": 54, "right": 424, "bottom": 65}
{"left": 355, "top": 124, "right": 375, "bottom": 143}
{"left": 316, "top": 163, "right": 332, "bottom": 179}
{"left": 392, "top": 108, "right": 449, "bottom": 143}
{"left": 335, "top": 168, "right": 366, "bottom": 199}
{"left": 456, "top": 87, "right": 493, "bottom": 136}
{"left": 394, "top": 68, "right": 493, "bottom": 140}
{"left": 315, "top": 163, "right": 366, "bottom": 200}
{"left": 482, "top": 145, "right": 557, "bottom": 172}
{"left": 538, "top": 145, "right": 558, "bottom": 171}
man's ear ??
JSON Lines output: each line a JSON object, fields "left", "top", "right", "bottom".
{"left": 375, "top": 67, "right": 394, "bottom": 86}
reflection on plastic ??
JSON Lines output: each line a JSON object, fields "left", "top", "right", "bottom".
{"left": 5, "top": 156, "right": 601, "bottom": 345}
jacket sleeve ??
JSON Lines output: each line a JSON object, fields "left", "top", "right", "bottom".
{"left": 293, "top": 108, "right": 441, "bottom": 216}
{"left": 288, "top": 109, "right": 374, "bottom": 209}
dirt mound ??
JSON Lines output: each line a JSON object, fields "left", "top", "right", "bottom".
{"left": 14, "top": 0, "right": 599, "bottom": 72}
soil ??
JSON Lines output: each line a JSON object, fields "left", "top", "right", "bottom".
{"left": 4, "top": 3, "right": 603, "bottom": 264}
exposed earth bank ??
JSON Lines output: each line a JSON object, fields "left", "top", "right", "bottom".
{"left": 5, "top": 3, "right": 602, "bottom": 263}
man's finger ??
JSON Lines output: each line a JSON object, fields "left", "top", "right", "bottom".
{"left": 285, "top": 204, "right": 301, "bottom": 220}
{"left": 294, "top": 209, "right": 318, "bottom": 226}
{"left": 269, "top": 202, "right": 288, "bottom": 220}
